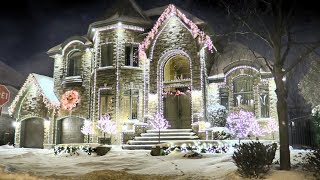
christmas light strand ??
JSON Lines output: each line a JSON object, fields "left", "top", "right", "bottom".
{"left": 139, "top": 4, "right": 216, "bottom": 60}
{"left": 8, "top": 74, "right": 60, "bottom": 116}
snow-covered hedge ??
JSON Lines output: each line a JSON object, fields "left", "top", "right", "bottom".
{"left": 207, "top": 104, "right": 228, "bottom": 127}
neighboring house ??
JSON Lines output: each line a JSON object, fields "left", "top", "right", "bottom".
{"left": 0, "top": 61, "right": 24, "bottom": 145}
{"left": 9, "top": 2, "right": 278, "bottom": 148}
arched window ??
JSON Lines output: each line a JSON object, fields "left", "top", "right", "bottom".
{"left": 67, "top": 51, "right": 82, "bottom": 76}
{"left": 233, "top": 76, "right": 254, "bottom": 109}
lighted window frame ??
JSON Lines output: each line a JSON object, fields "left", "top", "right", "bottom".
{"left": 125, "top": 44, "right": 139, "bottom": 67}
{"left": 99, "top": 90, "right": 113, "bottom": 118}
{"left": 219, "top": 87, "right": 229, "bottom": 109}
{"left": 232, "top": 76, "right": 254, "bottom": 108}
{"left": 123, "top": 89, "right": 139, "bottom": 120}
{"left": 100, "top": 43, "right": 113, "bottom": 67}
{"left": 67, "top": 51, "right": 82, "bottom": 76}
{"left": 259, "top": 85, "right": 270, "bottom": 118}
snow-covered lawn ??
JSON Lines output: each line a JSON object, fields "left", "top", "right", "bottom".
{"left": 0, "top": 145, "right": 315, "bottom": 179}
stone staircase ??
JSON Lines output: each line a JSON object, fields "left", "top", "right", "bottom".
{"left": 122, "top": 129, "right": 199, "bottom": 150}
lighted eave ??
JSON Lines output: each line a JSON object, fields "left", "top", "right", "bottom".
{"left": 87, "top": 14, "right": 152, "bottom": 39}
{"left": 47, "top": 36, "right": 93, "bottom": 58}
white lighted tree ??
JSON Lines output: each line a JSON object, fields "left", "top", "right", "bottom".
{"left": 226, "top": 110, "right": 263, "bottom": 143}
{"left": 97, "top": 114, "right": 117, "bottom": 140}
{"left": 81, "top": 120, "right": 94, "bottom": 143}
{"left": 147, "top": 112, "right": 170, "bottom": 143}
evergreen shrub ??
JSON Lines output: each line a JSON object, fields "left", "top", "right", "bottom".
{"left": 232, "top": 141, "right": 277, "bottom": 178}
{"left": 304, "top": 148, "right": 320, "bottom": 179}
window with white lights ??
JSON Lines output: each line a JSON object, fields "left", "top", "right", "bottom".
{"left": 101, "top": 43, "right": 113, "bottom": 67}
{"left": 123, "top": 89, "right": 139, "bottom": 120}
{"left": 99, "top": 91, "right": 113, "bottom": 118}
{"left": 219, "top": 87, "right": 229, "bottom": 109}
{"left": 125, "top": 44, "right": 139, "bottom": 67}
{"left": 67, "top": 51, "right": 82, "bottom": 76}
{"left": 233, "top": 76, "right": 254, "bottom": 109}
{"left": 259, "top": 85, "right": 270, "bottom": 118}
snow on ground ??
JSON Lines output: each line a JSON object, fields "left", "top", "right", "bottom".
{"left": 0, "top": 145, "right": 315, "bottom": 180}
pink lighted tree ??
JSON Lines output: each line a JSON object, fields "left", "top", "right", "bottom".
{"left": 226, "top": 110, "right": 263, "bottom": 143}
{"left": 264, "top": 120, "right": 279, "bottom": 140}
{"left": 147, "top": 112, "right": 170, "bottom": 143}
{"left": 81, "top": 120, "right": 93, "bottom": 143}
{"left": 97, "top": 114, "right": 117, "bottom": 139}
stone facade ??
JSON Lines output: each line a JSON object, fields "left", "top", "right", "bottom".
{"left": 9, "top": 4, "right": 279, "bottom": 147}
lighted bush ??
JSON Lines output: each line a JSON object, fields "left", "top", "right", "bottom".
{"left": 304, "top": 148, "right": 320, "bottom": 179}
{"left": 232, "top": 142, "right": 277, "bottom": 178}
{"left": 226, "top": 110, "right": 263, "bottom": 142}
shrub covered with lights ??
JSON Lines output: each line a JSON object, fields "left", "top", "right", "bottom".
{"left": 207, "top": 104, "right": 228, "bottom": 127}
{"left": 304, "top": 148, "right": 320, "bottom": 179}
{"left": 54, "top": 145, "right": 96, "bottom": 156}
{"left": 226, "top": 110, "right": 263, "bottom": 142}
{"left": 232, "top": 141, "right": 277, "bottom": 178}
{"left": 164, "top": 142, "right": 230, "bottom": 155}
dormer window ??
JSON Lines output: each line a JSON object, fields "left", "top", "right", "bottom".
{"left": 101, "top": 43, "right": 113, "bottom": 67}
{"left": 67, "top": 51, "right": 82, "bottom": 76}
{"left": 125, "top": 44, "right": 138, "bottom": 67}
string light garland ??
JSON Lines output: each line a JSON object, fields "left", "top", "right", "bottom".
{"left": 157, "top": 49, "right": 193, "bottom": 115}
{"left": 61, "top": 90, "right": 81, "bottom": 111}
{"left": 93, "top": 23, "right": 144, "bottom": 41}
{"left": 139, "top": 4, "right": 216, "bottom": 60}
{"left": 9, "top": 74, "right": 60, "bottom": 116}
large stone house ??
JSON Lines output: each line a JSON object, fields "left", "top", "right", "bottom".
{"left": 9, "top": 2, "right": 277, "bottom": 148}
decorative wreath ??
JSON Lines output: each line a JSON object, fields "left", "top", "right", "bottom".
{"left": 61, "top": 90, "right": 81, "bottom": 111}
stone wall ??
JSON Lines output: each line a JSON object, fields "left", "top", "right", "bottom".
{"left": 92, "top": 28, "right": 144, "bottom": 144}
{"left": 54, "top": 48, "right": 92, "bottom": 120}
{"left": 149, "top": 16, "right": 201, "bottom": 92}
{"left": 146, "top": 16, "right": 205, "bottom": 122}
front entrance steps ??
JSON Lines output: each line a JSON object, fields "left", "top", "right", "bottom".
{"left": 122, "top": 129, "right": 199, "bottom": 150}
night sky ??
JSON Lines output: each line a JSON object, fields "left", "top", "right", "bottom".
{"left": 0, "top": 0, "right": 319, "bottom": 77}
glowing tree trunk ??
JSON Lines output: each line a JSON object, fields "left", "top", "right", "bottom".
{"left": 148, "top": 113, "right": 170, "bottom": 144}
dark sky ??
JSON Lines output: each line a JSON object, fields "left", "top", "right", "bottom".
{"left": 0, "top": 0, "right": 319, "bottom": 78}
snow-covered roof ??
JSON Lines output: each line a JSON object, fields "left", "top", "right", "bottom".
{"left": 33, "top": 74, "right": 59, "bottom": 104}
{"left": 47, "top": 36, "right": 92, "bottom": 56}
{"left": 8, "top": 73, "right": 59, "bottom": 116}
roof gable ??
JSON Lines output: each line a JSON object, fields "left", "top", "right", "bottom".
{"left": 139, "top": 4, "right": 216, "bottom": 59}
{"left": 9, "top": 73, "right": 59, "bottom": 116}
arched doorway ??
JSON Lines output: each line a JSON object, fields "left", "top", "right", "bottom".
{"left": 57, "top": 117, "right": 84, "bottom": 144}
{"left": 162, "top": 55, "right": 192, "bottom": 129}
{"left": 20, "top": 118, "right": 44, "bottom": 148}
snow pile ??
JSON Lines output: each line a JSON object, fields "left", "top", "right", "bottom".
{"left": 0, "top": 145, "right": 315, "bottom": 179}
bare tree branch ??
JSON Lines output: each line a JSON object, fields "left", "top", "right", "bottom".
{"left": 247, "top": 46, "right": 274, "bottom": 72}
{"left": 281, "top": 26, "right": 293, "bottom": 64}
{"left": 284, "top": 43, "right": 320, "bottom": 75}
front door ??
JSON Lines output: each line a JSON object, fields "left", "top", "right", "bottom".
{"left": 163, "top": 91, "right": 191, "bottom": 129}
